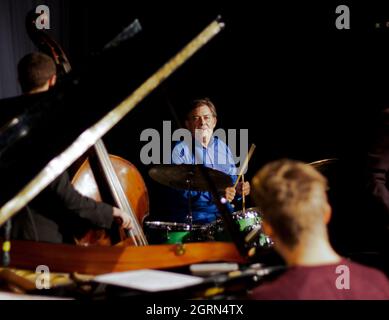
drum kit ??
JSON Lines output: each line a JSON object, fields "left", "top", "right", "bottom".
{"left": 145, "top": 158, "right": 338, "bottom": 250}
{"left": 145, "top": 164, "right": 273, "bottom": 251}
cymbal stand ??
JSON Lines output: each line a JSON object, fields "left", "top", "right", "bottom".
{"left": 186, "top": 173, "right": 194, "bottom": 230}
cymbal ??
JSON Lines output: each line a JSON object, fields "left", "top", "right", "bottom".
{"left": 308, "top": 158, "right": 338, "bottom": 170}
{"left": 148, "top": 164, "right": 233, "bottom": 192}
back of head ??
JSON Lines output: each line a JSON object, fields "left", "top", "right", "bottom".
{"left": 251, "top": 159, "right": 329, "bottom": 248}
{"left": 17, "top": 52, "right": 56, "bottom": 93}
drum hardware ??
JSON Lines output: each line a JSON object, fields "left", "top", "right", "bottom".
{"left": 186, "top": 176, "right": 194, "bottom": 231}
{"left": 174, "top": 244, "right": 186, "bottom": 256}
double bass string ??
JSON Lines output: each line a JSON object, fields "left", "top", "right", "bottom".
{"left": 94, "top": 140, "right": 148, "bottom": 246}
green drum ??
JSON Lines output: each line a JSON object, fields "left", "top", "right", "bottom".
{"left": 209, "top": 207, "right": 273, "bottom": 249}
{"left": 234, "top": 209, "right": 259, "bottom": 232}
{"left": 144, "top": 221, "right": 210, "bottom": 244}
{"left": 232, "top": 208, "right": 273, "bottom": 248}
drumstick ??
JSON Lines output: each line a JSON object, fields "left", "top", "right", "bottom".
{"left": 233, "top": 144, "right": 256, "bottom": 189}
{"left": 242, "top": 174, "right": 246, "bottom": 214}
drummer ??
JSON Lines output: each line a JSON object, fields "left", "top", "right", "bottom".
{"left": 166, "top": 98, "right": 250, "bottom": 224}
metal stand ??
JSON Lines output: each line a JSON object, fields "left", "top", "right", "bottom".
{"left": 186, "top": 176, "right": 193, "bottom": 231}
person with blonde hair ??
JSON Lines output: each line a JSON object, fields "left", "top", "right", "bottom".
{"left": 250, "top": 159, "right": 389, "bottom": 299}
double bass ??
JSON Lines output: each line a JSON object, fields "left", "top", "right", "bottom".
{"left": 26, "top": 10, "right": 149, "bottom": 246}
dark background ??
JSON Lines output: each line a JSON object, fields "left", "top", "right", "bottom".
{"left": 2, "top": 1, "right": 389, "bottom": 253}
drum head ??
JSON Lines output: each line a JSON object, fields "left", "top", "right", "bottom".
{"left": 231, "top": 207, "right": 261, "bottom": 220}
{"left": 144, "top": 221, "right": 205, "bottom": 231}
{"left": 144, "top": 220, "right": 212, "bottom": 244}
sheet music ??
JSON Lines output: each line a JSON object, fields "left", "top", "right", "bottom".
{"left": 0, "top": 291, "right": 72, "bottom": 300}
{"left": 94, "top": 269, "right": 204, "bottom": 292}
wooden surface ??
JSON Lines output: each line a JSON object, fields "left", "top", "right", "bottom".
{"left": 3, "top": 240, "right": 246, "bottom": 275}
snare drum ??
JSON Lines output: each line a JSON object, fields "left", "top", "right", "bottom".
{"left": 144, "top": 221, "right": 210, "bottom": 244}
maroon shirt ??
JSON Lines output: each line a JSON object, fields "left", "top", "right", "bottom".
{"left": 250, "top": 259, "right": 389, "bottom": 300}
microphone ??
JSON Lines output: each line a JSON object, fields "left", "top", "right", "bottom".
{"left": 2, "top": 220, "right": 11, "bottom": 267}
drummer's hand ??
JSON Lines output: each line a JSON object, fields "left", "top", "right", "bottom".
{"left": 225, "top": 187, "right": 236, "bottom": 202}
{"left": 113, "top": 207, "right": 132, "bottom": 229}
{"left": 237, "top": 181, "right": 250, "bottom": 197}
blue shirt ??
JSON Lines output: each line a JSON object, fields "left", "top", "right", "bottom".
{"left": 167, "top": 136, "right": 237, "bottom": 223}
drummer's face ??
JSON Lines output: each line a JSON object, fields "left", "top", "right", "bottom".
{"left": 186, "top": 105, "right": 217, "bottom": 146}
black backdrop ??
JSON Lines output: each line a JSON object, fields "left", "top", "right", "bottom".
{"left": 2, "top": 0, "right": 389, "bottom": 253}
